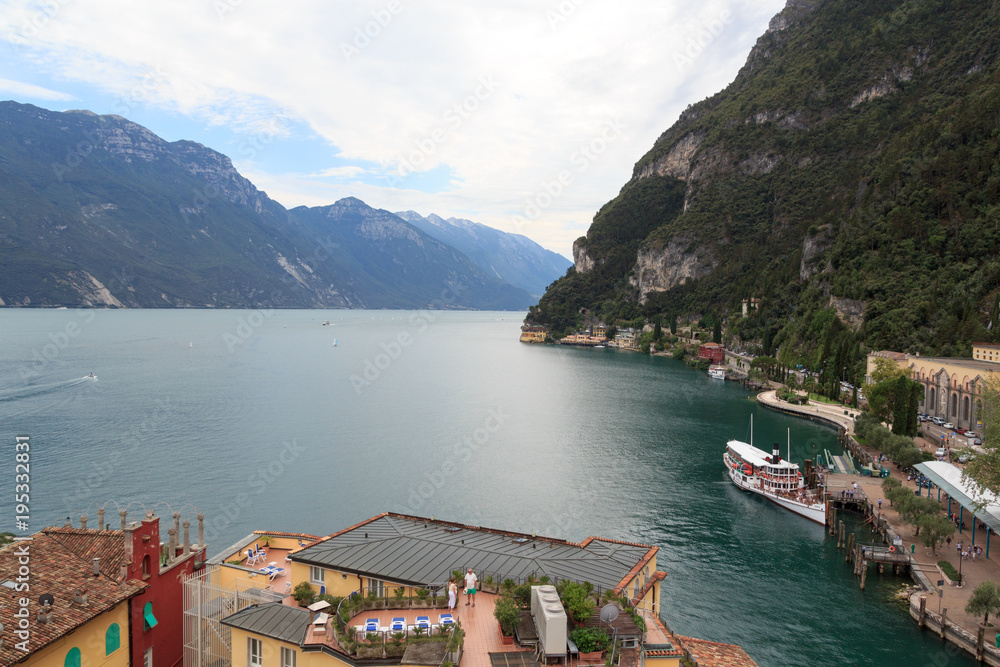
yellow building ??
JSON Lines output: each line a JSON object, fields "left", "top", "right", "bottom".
{"left": 519, "top": 326, "right": 547, "bottom": 343}
{"left": 867, "top": 348, "right": 1000, "bottom": 431}
{"left": 199, "top": 515, "right": 754, "bottom": 667}
{"left": 0, "top": 533, "right": 145, "bottom": 667}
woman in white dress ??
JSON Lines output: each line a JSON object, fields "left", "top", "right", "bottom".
{"left": 448, "top": 577, "right": 458, "bottom": 611}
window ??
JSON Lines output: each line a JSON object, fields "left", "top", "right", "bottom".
{"left": 142, "top": 554, "right": 151, "bottom": 578}
{"left": 106, "top": 623, "right": 121, "bottom": 655}
{"left": 248, "top": 638, "right": 263, "bottom": 667}
{"left": 143, "top": 601, "right": 158, "bottom": 630}
{"left": 280, "top": 647, "right": 296, "bottom": 667}
{"left": 368, "top": 578, "right": 384, "bottom": 597}
{"left": 309, "top": 566, "right": 324, "bottom": 585}
{"left": 65, "top": 647, "right": 81, "bottom": 667}
{"left": 143, "top": 648, "right": 153, "bottom": 667}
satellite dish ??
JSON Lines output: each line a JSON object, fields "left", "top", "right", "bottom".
{"left": 599, "top": 603, "right": 619, "bottom": 624}
{"left": 39, "top": 593, "right": 55, "bottom": 607}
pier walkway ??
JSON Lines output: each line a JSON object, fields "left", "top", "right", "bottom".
{"left": 758, "top": 388, "right": 1000, "bottom": 658}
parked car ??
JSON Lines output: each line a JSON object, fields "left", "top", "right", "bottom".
{"left": 959, "top": 453, "right": 975, "bottom": 463}
{"left": 965, "top": 431, "right": 977, "bottom": 438}
{"left": 932, "top": 417, "right": 944, "bottom": 425}
{"left": 973, "top": 438, "right": 983, "bottom": 446}
{"left": 943, "top": 422, "right": 955, "bottom": 430}
{"left": 935, "top": 447, "right": 947, "bottom": 458}
{"left": 956, "top": 427, "right": 967, "bottom": 435}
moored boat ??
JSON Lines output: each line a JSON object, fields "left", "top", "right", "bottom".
{"left": 723, "top": 421, "right": 825, "bottom": 524}
{"left": 708, "top": 365, "right": 726, "bottom": 379}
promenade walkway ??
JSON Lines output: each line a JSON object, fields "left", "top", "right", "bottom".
{"left": 758, "top": 389, "right": 1000, "bottom": 642}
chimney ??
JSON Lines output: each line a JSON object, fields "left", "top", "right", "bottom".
{"left": 167, "top": 527, "right": 177, "bottom": 561}
{"left": 74, "top": 588, "right": 88, "bottom": 605}
{"left": 772, "top": 443, "right": 781, "bottom": 464}
{"left": 38, "top": 604, "right": 52, "bottom": 624}
{"left": 182, "top": 520, "right": 191, "bottom": 556}
{"left": 93, "top": 557, "right": 100, "bottom": 577}
{"left": 172, "top": 512, "right": 181, "bottom": 554}
{"left": 64, "top": 516, "right": 72, "bottom": 528}
{"left": 120, "top": 509, "right": 128, "bottom": 530}
{"left": 97, "top": 508, "right": 105, "bottom": 529}
{"left": 197, "top": 513, "right": 205, "bottom": 548}
{"left": 80, "top": 514, "right": 88, "bottom": 530}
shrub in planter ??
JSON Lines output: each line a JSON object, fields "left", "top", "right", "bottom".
{"left": 494, "top": 596, "right": 519, "bottom": 637}
{"left": 559, "top": 581, "right": 595, "bottom": 623}
{"left": 356, "top": 647, "right": 383, "bottom": 659}
{"left": 569, "top": 627, "right": 610, "bottom": 654}
{"left": 385, "top": 644, "right": 407, "bottom": 658}
{"left": 292, "top": 581, "right": 316, "bottom": 607}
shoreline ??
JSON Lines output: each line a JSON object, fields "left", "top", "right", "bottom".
{"left": 757, "top": 389, "right": 1000, "bottom": 664}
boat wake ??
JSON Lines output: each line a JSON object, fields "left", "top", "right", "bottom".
{"left": 0, "top": 376, "right": 97, "bottom": 403}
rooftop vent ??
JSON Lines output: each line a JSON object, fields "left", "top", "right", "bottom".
{"left": 512, "top": 538, "right": 530, "bottom": 544}
{"left": 443, "top": 527, "right": 461, "bottom": 533}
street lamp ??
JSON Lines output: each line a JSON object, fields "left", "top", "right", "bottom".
{"left": 959, "top": 553, "right": 963, "bottom": 587}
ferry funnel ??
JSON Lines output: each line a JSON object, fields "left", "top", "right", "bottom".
{"left": 772, "top": 442, "right": 781, "bottom": 463}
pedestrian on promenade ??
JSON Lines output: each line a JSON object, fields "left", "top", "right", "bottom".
{"left": 947, "top": 536, "right": 952, "bottom": 547}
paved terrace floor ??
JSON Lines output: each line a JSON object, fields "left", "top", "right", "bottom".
{"left": 760, "top": 389, "right": 1000, "bottom": 641}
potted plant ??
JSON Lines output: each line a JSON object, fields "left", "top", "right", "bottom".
{"left": 292, "top": 581, "right": 317, "bottom": 607}
{"left": 569, "top": 627, "right": 609, "bottom": 662}
{"left": 415, "top": 587, "right": 431, "bottom": 607}
{"left": 393, "top": 587, "right": 406, "bottom": 605}
{"left": 494, "top": 596, "right": 519, "bottom": 645}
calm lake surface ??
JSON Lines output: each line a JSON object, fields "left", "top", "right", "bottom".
{"left": 0, "top": 309, "right": 972, "bottom": 666}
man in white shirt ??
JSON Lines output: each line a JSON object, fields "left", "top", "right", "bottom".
{"left": 464, "top": 568, "right": 478, "bottom": 607}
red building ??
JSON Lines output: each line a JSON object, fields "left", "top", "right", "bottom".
{"left": 43, "top": 510, "right": 207, "bottom": 667}
{"left": 698, "top": 342, "right": 725, "bottom": 364}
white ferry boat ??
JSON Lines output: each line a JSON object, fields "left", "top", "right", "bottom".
{"left": 723, "top": 423, "right": 825, "bottom": 524}
{"left": 708, "top": 365, "right": 726, "bottom": 379}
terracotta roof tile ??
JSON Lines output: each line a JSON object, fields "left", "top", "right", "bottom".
{"left": 0, "top": 535, "right": 146, "bottom": 667}
{"left": 41, "top": 527, "right": 126, "bottom": 581}
{"left": 677, "top": 636, "right": 758, "bottom": 667}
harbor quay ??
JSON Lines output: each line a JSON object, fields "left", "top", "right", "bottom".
{"left": 758, "top": 390, "right": 1000, "bottom": 665}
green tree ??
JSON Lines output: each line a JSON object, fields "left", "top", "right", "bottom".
{"left": 965, "top": 581, "right": 1000, "bottom": 626}
{"left": 965, "top": 375, "right": 1000, "bottom": 498}
{"left": 713, "top": 320, "right": 722, "bottom": 344}
{"left": 669, "top": 313, "right": 677, "bottom": 335}
{"left": 918, "top": 513, "right": 955, "bottom": 555}
{"left": 653, "top": 319, "right": 662, "bottom": 341}
{"left": 898, "top": 496, "right": 941, "bottom": 535}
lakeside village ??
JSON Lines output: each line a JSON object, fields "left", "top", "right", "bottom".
{"left": 0, "top": 512, "right": 759, "bottom": 667}
{"left": 525, "top": 310, "right": 1000, "bottom": 665}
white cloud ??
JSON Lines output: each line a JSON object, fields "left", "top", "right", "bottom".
{"left": 0, "top": 77, "right": 74, "bottom": 101}
{"left": 0, "top": 0, "right": 787, "bottom": 257}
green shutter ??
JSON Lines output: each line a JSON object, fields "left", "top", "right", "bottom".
{"left": 143, "top": 601, "right": 158, "bottom": 630}
{"left": 106, "top": 623, "right": 121, "bottom": 654}
{"left": 65, "top": 647, "right": 81, "bottom": 667}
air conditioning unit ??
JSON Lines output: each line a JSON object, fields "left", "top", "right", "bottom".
{"left": 531, "top": 586, "right": 566, "bottom": 658}
{"left": 530, "top": 585, "right": 558, "bottom": 619}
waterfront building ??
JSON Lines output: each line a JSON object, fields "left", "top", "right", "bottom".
{"left": 186, "top": 514, "right": 755, "bottom": 667}
{"left": 519, "top": 326, "right": 547, "bottom": 343}
{"left": 697, "top": 343, "right": 725, "bottom": 364}
{"left": 592, "top": 324, "right": 607, "bottom": 338}
{"left": 0, "top": 511, "right": 207, "bottom": 667}
{"left": 866, "top": 347, "right": 1000, "bottom": 431}
{"left": 610, "top": 328, "right": 638, "bottom": 349}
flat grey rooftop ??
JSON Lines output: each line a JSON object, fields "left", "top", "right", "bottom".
{"left": 291, "top": 513, "right": 656, "bottom": 593}
{"left": 222, "top": 603, "right": 309, "bottom": 644}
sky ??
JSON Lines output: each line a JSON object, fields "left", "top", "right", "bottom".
{"left": 0, "top": 0, "right": 787, "bottom": 259}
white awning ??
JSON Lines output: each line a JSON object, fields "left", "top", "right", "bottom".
{"left": 913, "top": 461, "right": 1000, "bottom": 534}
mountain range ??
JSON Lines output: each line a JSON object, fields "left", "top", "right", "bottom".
{"left": 528, "top": 0, "right": 1000, "bottom": 368}
{"left": 0, "top": 101, "right": 563, "bottom": 310}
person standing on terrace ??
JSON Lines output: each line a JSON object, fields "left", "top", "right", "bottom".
{"left": 465, "top": 568, "right": 478, "bottom": 607}
{"left": 448, "top": 577, "right": 458, "bottom": 612}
